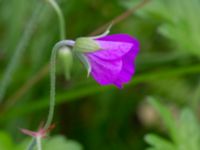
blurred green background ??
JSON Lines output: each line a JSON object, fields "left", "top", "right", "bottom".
{"left": 0, "top": 0, "right": 200, "bottom": 149}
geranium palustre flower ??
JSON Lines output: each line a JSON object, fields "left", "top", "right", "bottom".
{"left": 58, "top": 32, "right": 140, "bottom": 88}
{"left": 74, "top": 34, "right": 140, "bottom": 88}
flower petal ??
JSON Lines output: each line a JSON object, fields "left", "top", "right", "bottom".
{"left": 97, "top": 33, "right": 138, "bottom": 44}
{"left": 86, "top": 53, "right": 122, "bottom": 85}
{"left": 87, "top": 40, "right": 133, "bottom": 60}
{"left": 98, "top": 33, "right": 140, "bottom": 57}
{"left": 83, "top": 34, "right": 140, "bottom": 88}
{"left": 113, "top": 52, "right": 136, "bottom": 88}
{"left": 86, "top": 34, "right": 139, "bottom": 60}
{"left": 113, "top": 38, "right": 140, "bottom": 88}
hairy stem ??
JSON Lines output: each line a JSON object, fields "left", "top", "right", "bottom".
{"left": 26, "top": 43, "right": 58, "bottom": 150}
{"left": 26, "top": 40, "right": 74, "bottom": 150}
{"left": 44, "top": 40, "right": 74, "bottom": 128}
{"left": 26, "top": 0, "right": 67, "bottom": 148}
{"left": 44, "top": 43, "right": 57, "bottom": 129}
{"left": 46, "top": 0, "right": 66, "bottom": 39}
{"left": 36, "top": 137, "right": 42, "bottom": 150}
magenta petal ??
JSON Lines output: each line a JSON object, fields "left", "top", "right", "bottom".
{"left": 113, "top": 52, "right": 135, "bottom": 88}
{"left": 98, "top": 34, "right": 139, "bottom": 56}
{"left": 84, "top": 34, "right": 140, "bottom": 88}
{"left": 86, "top": 53, "right": 122, "bottom": 85}
{"left": 90, "top": 34, "right": 139, "bottom": 60}
{"left": 97, "top": 34, "right": 139, "bottom": 45}
{"left": 89, "top": 40, "right": 133, "bottom": 60}
{"left": 114, "top": 43, "right": 139, "bottom": 87}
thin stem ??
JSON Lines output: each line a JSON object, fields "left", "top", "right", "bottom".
{"left": 26, "top": 139, "right": 36, "bottom": 150}
{"left": 46, "top": 0, "right": 66, "bottom": 39}
{"left": 55, "top": 40, "right": 75, "bottom": 47}
{"left": 44, "top": 44, "right": 57, "bottom": 129}
{"left": 44, "top": 0, "right": 70, "bottom": 129}
{"left": 44, "top": 40, "right": 74, "bottom": 129}
{"left": 38, "top": 0, "right": 70, "bottom": 130}
{"left": 26, "top": 0, "right": 69, "bottom": 146}
{"left": 26, "top": 41, "right": 73, "bottom": 149}
{"left": 36, "top": 137, "right": 42, "bottom": 150}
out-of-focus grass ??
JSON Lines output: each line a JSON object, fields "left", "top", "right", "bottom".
{"left": 0, "top": 0, "right": 200, "bottom": 150}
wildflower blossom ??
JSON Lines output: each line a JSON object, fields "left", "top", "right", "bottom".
{"left": 73, "top": 34, "right": 140, "bottom": 88}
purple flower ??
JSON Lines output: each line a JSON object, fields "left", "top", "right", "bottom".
{"left": 83, "top": 34, "right": 139, "bottom": 88}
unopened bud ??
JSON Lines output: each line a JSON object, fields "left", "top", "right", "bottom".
{"left": 58, "top": 47, "right": 73, "bottom": 80}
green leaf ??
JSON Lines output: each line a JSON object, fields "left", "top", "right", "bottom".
{"left": 146, "top": 98, "right": 200, "bottom": 150}
{"left": 43, "top": 135, "right": 83, "bottom": 150}
{"left": 148, "top": 97, "right": 178, "bottom": 142}
{"left": 145, "top": 134, "right": 175, "bottom": 150}
{"left": 177, "top": 109, "right": 200, "bottom": 150}
{"left": 137, "top": 0, "right": 200, "bottom": 57}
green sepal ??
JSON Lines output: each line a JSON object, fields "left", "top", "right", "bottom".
{"left": 75, "top": 52, "right": 91, "bottom": 77}
{"left": 73, "top": 37, "right": 100, "bottom": 53}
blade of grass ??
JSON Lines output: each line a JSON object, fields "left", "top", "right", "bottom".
{"left": 0, "top": 3, "right": 43, "bottom": 102}
{"left": 1, "top": 64, "right": 200, "bottom": 122}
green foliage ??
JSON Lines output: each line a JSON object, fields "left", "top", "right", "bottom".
{"left": 43, "top": 136, "right": 83, "bottom": 150}
{"left": 138, "top": 0, "right": 200, "bottom": 57}
{"left": 0, "top": 0, "right": 200, "bottom": 149}
{"left": 146, "top": 97, "right": 200, "bottom": 150}
{"left": 0, "top": 132, "right": 82, "bottom": 150}
{"left": 0, "top": 131, "right": 14, "bottom": 150}
{"left": 124, "top": 0, "right": 200, "bottom": 58}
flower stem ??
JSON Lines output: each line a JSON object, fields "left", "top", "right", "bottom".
{"left": 25, "top": 41, "right": 72, "bottom": 150}
{"left": 44, "top": 43, "right": 57, "bottom": 129}
{"left": 26, "top": 1, "right": 67, "bottom": 150}
{"left": 36, "top": 137, "right": 42, "bottom": 150}
{"left": 46, "top": 0, "right": 66, "bottom": 39}
{"left": 44, "top": 40, "right": 74, "bottom": 129}
{"left": 26, "top": 139, "right": 36, "bottom": 150}
{"left": 45, "top": 0, "right": 70, "bottom": 130}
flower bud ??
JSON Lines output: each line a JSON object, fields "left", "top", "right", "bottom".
{"left": 58, "top": 47, "right": 73, "bottom": 80}
{"left": 73, "top": 37, "right": 100, "bottom": 52}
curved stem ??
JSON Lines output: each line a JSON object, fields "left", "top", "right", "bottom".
{"left": 46, "top": 0, "right": 66, "bottom": 39}
{"left": 26, "top": 1, "right": 67, "bottom": 149}
{"left": 44, "top": 43, "right": 57, "bottom": 129}
{"left": 45, "top": 0, "right": 70, "bottom": 128}
{"left": 44, "top": 40, "right": 75, "bottom": 129}
{"left": 55, "top": 40, "right": 75, "bottom": 47}
{"left": 26, "top": 40, "right": 74, "bottom": 150}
